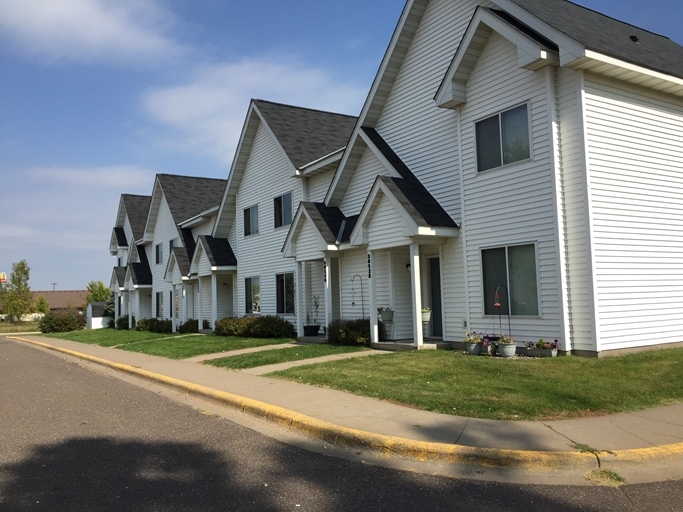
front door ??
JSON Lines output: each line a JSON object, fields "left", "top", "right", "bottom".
{"left": 429, "top": 257, "right": 443, "bottom": 337}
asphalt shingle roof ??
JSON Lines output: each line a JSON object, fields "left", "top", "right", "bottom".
{"left": 507, "top": 0, "right": 683, "bottom": 80}
{"left": 129, "top": 245, "right": 152, "bottom": 286}
{"left": 121, "top": 194, "right": 151, "bottom": 242}
{"left": 199, "top": 235, "right": 237, "bottom": 267}
{"left": 157, "top": 174, "right": 227, "bottom": 226}
{"left": 171, "top": 247, "right": 191, "bottom": 276}
{"left": 254, "top": 100, "right": 358, "bottom": 169}
{"left": 113, "top": 266, "right": 127, "bottom": 288}
{"left": 113, "top": 227, "right": 127, "bottom": 247}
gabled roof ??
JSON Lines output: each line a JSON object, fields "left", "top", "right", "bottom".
{"left": 112, "top": 266, "right": 127, "bottom": 289}
{"left": 197, "top": 235, "right": 237, "bottom": 267}
{"left": 127, "top": 245, "right": 152, "bottom": 287}
{"left": 255, "top": 100, "right": 357, "bottom": 169}
{"left": 144, "top": 174, "right": 227, "bottom": 242}
{"left": 504, "top": 0, "right": 683, "bottom": 81}
{"left": 119, "top": 194, "right": 151, "bottom": 242}
{"left": 113, "top": 227, "right": 127, "bottom": 247}
{"left": 282, "top": 202, "right": 359, "bottom": 258}
{"left": 213, "top": 99, "right": 357, "bottom": 238}
{"left": 169, "top": 247, "right": 191, "bottom": 277}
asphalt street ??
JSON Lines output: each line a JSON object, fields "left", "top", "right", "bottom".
{"left": 1, "top": 336, "right": 682, "bottom": 511}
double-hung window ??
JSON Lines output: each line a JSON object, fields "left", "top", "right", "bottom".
{"left": 155, "top": 243, "right": 163, "bottom": 264}
{"left": 482, "top": 244, "right": 538, "bottom": 316}
{"left": 276, "top": 273, "right": 295, "bottom": 314}
{"left": 476, "top": 104, "right": 530, "bottom": 172}
{"left": 274, "top": 192, "right": 293, "bottom": 228}
{"left": 244, "top": 205, "right": 259, "bottom": 236}
{"left": 245, "top": 277, "right": 261, "bottom": 314}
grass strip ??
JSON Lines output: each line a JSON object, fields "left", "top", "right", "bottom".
{"left": 0, "top": 321, "right": 41, "bottom": 333}
{"left": 118, "top": 335, "right": 294, "bottom": 359}
{"left": 268, "top": 348, "right": 683, "bottom": 421}
{"left": 205, "top": 344, "right": 369, "bottom": 370}
{"left": 41, "top": 329, "right": 181, "bottom": 346}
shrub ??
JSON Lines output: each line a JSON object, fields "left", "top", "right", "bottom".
{"left": 39, "top": 309, "right": 86, "bottom": 333}
{"left": 214, "top": 315, "right": 296, "bottom": 338}
{"left": 178, "top": 319, "right": 199, "bottom": 333}
{"left": 116, "top": 315, "right": 134, "bottom": 330}
{"left": 327, "top": 318, "right": 385, "bottom": 346}
{"left": 137, "top": 318, "right": 172, "bottom": 333}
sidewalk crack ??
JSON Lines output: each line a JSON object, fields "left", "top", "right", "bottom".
{"left": 453, "top": 418, "right": 469, "bottom": 445}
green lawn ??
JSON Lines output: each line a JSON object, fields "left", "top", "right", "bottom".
{"left": 118, "top": 335, "right": 294, "bottom": 359}
{"left": 0, "top": 321, "right": 41, "bottom": 333}
{"left": 268, "top": 349, "right": 683, "bottom": 421}
{"left": 42, "top": 329, "right": 180, "bottom": 347}
{"left": 205, "top": 344, "right": 369, "bottom": 370}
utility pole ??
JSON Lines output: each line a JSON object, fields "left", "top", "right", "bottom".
{"left": 51, "top": 283, "right": 57, "bottom": 291}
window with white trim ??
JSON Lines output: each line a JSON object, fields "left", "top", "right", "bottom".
{"left": 244, "top": 205, "right": 259, "bottom": 236}
{"left": 155, "top": 243, "right": 163, "bottom": 264}
{"left": 276, "top": 273, "right": 295, "bottom": 314}
{"left": 245, "top": 277, "right": 260, "bottom": 314}
{"left": 274, "top": 192, "right": 293, "bottom": 228}
{"left": 476, "top": 104, "right": 530, "bottom": 172}
{"left": 482, "top": 244, "right": 538, "bottom": 316}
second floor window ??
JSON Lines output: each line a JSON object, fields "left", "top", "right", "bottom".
{"left": 155, "top": 243, "right": 163, "bottom": 264}
{"left": 274, "top": 192, "right": 293, "bottom": 228}
{"left": 476, "top": 104, "right": 530, "bottom": 172}
{"left": 244, "top": 205, "right": 259, "bottom": 236}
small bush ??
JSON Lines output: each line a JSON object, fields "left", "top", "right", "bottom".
{"left": 136, "top": 318, "right": 172, "bottom": 333}
{"left": 214, "top": 315, "right": 296, "bottom": 338}
{"left": 178, "top": 319, "right": 199, "bottom": 333}
{"left": 39, "top": 309, "right": 86, "bottom": 333}
{"left": 116, "top": 315, "right": 134, "bottom": 330}
{"left": 327, "top": 318, "right": 385, "bottom": 346}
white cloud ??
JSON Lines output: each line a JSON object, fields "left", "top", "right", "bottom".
{"left": 27, "top": 165, "right": 157, "bottom": 189}
{"left": 141, "top": 58, "right": 367, "bottom": 165}
{"left": 0, "top": 0, "right": 185, "bottom": 65}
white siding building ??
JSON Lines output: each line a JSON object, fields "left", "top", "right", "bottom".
{"left": 286, "top": 0, "right": 683, "bottom": 356}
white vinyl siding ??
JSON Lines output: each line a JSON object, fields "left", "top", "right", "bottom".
{"left": 216, "top": 274, "right": 233, "bottom": 319}
{"left": 441, "top": 237, "right": 466, "bottom": 341}
{"left": 340, "top": 249, "right": 370, "bottom": 319}
{"left": 584, "top": 75, "right": 683, "bottom": 351}
{"left": 150, "top": 196, "right": 178, "bottom": 319}
{"left": 366, "top": 193, "right": 411, "bottom": 251}
{"left": 308, "top": 170, "right": 333, "bottom": 203}
{"left": 305, "top": 262, "right": 325, "bottom": 323}
{"left": 460, "top": 31, "right": 560, "bottom": 343}
{"left": 374, "top": 0, "right": 484, "bottom": 224}
{"left": 236, "top": 119, "right": 298, "bottom": 317}
{"left": 295, "top": 217, "right": 326, "bottom": 262}
{"left": 390, "top": 246, "right": 414, "bottom": 340}
{"left": 557, "top": 67, "right": 594, "bottom": 352}
{"left": 339, "top": 147, "right": 391, "bottom": 216}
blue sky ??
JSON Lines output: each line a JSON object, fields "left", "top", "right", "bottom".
{"left": 1, "top": 0, "right": 681, "bottom": 291}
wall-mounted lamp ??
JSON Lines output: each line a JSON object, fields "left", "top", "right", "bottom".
{"left": 222, "top": 283, "right": 227, "bottom": 288}
{"left": 406, "top": 263, "right": 411, "bottom": 272}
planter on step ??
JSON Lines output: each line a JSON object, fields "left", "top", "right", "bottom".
{"left": 303, "top": 325, "right": 320, "bottom": 336}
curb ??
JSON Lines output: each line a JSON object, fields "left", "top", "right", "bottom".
{"left": 11, "top": 336, "right": 683, "bottom": 474}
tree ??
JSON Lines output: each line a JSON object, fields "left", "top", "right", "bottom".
{"left": 84, "top": 280, "right": 111, "bottom": 308}
{"left": 0, "top": 260, "right": 33, "bottom": 321}
{"left": 34, "top": 294, "right": 50, "bottom": 314}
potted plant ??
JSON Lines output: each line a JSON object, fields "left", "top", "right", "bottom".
{"left": 421, "top": 307, "right": 431, "bottom": 323}
{"left": 463, "top": 330, "right": 483, "bottom": 355}
{"left": 525, "top": 339, "right": 558, "bottom": 357}
{"left": 497, "top": 334, "right": 516, "bottom": 358}
{"left": 377, "top": 306, "right": 394, "bottom": 323}
{"left": 482, "top": 335, "right": 497, "bottom": 356}
{"left": 303, "top": 295, "right": 320, "bottom": 336}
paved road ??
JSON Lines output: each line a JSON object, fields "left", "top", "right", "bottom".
{"left": 1, "top": 336, "right": 682, "bottom": 511}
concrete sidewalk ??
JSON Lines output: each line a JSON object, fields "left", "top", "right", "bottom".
{"left": 8, "top": 335, "right": 683, "bottom": 484}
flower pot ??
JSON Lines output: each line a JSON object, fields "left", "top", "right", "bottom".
{"left": 498, "top": 343, "right": 517, "bottom": 358}
{"left": 380, "top": 310, "right": 394, "bottom": 323}
{"left": 526, "top": 348, "right": 557, "bottom": 358}
{"left": 464, "top": 342, "right": 483, "bottom": 356}
{"left": 421, "top": 311, "right": 431, "bottom": 322}
{"left": 303, "top": 325, "right": 320, "bottom": 336}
